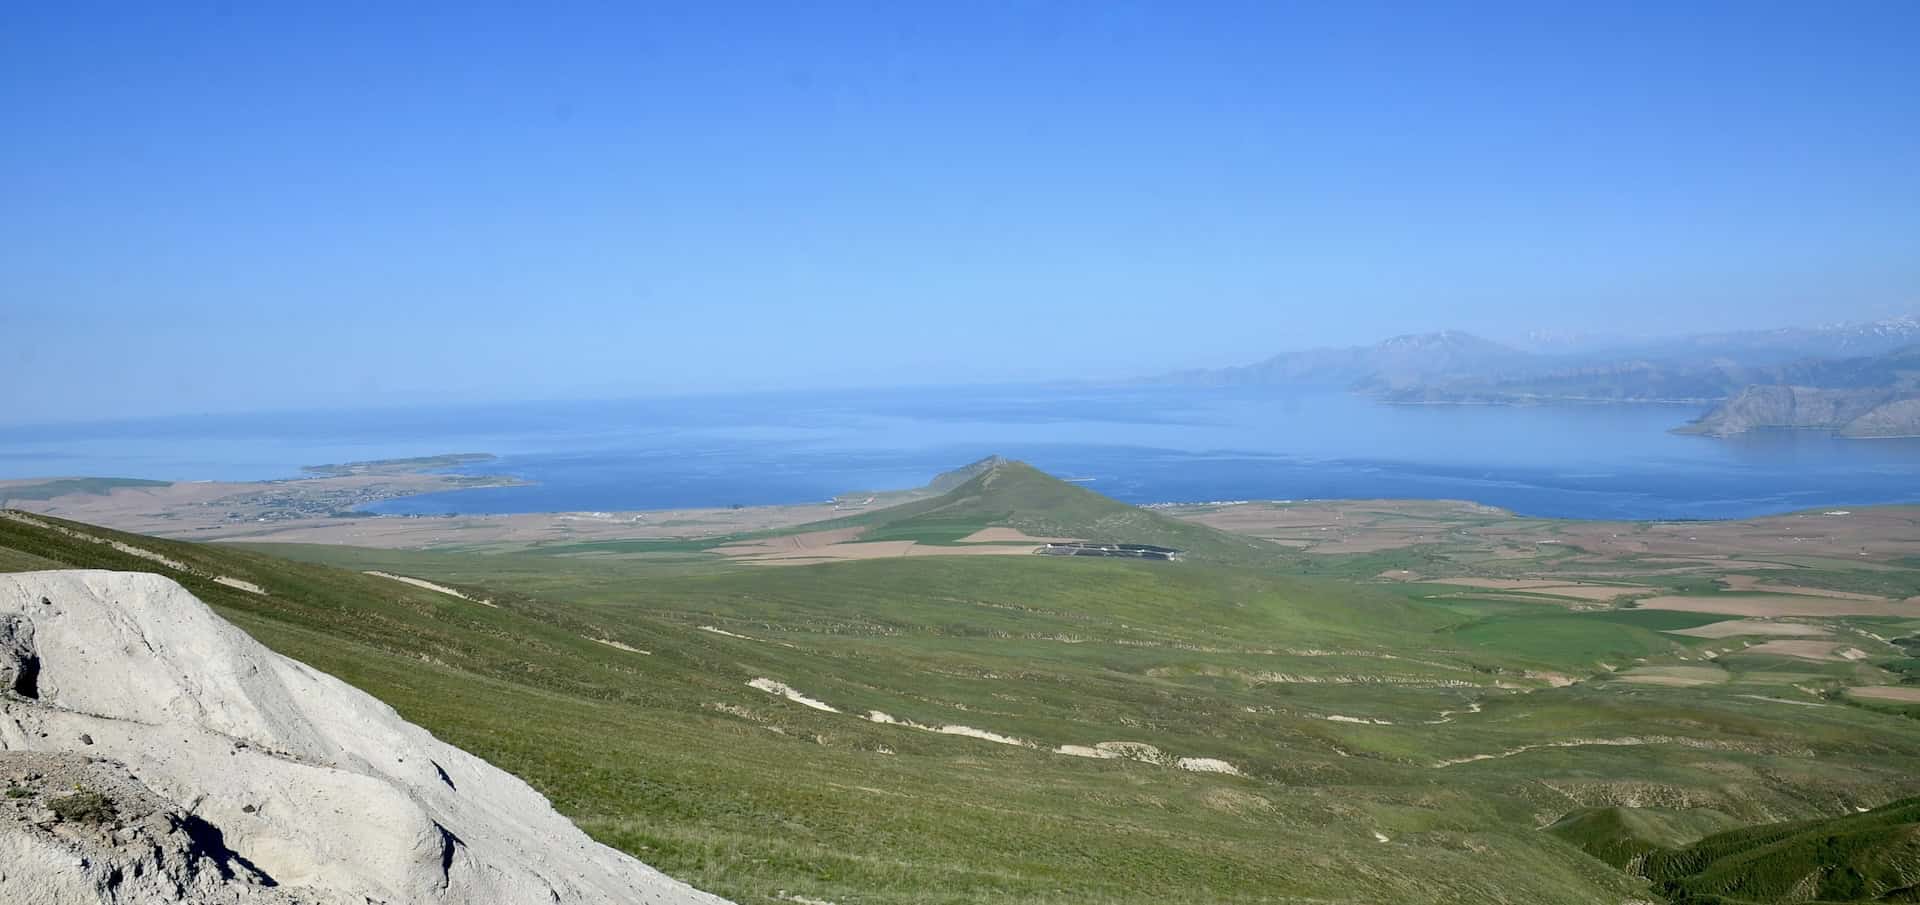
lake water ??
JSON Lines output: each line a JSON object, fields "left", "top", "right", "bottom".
{"left": 4, "top": 385, "right": 1918, "bottom": 520}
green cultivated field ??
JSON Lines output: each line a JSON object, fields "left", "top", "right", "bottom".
{"left": 6, "top": 462, "right": 1920, "bottom": 903}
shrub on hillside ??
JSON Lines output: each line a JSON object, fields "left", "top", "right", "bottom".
{"left": 49, "top": 788, "right": 115, "bottom": 824}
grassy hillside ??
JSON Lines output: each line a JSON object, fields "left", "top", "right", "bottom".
{"left": 10, "top": 507, "right": 1920, "bottom": 903}
{"left": 795, "top": 458, "right": 1279, "bottom": 562}
{"left": 1642, "top": 798, "right": 1920, "bottom": 903}
{"left": 511, "top": 457, "right": 1277, "bottom": 563}
{"left": 1546, "top": 806, "right": 1746, "bottom": 870}
{"left": 924, "top": 454, "right": 1009, "bottom": 493}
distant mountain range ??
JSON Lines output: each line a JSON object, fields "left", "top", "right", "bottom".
{"left": 1161, "top": 330, "right": 1537, "bottom": 391}
{"left": 1155, "top": 315, "right": 1920, "bottom": 438}
{"left": 1676, "top": 345, "right": 1920, "bottom": 438}
{"left": 1508, "top": 316, "right": 1920, "bottom": 363}
{"left": 1604, "top": 315, "right": 1920, "bottom": 364}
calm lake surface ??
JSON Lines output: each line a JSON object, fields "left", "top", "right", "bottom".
{"left": 5, "top": 386, "right": 1919, "bottom": 520}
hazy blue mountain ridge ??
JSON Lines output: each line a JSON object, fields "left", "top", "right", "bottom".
{"left": 1159, "top": 318, "right": 1920, "bottom": 417}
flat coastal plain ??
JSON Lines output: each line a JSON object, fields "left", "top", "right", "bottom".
{"left": 0, "top": 460, "right": 923, "bottom": 551}
{"left": 4, "top": 459, "right": 1920, "bottom": 904}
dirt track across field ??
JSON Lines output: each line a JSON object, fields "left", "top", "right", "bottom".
{"left": 713, "top": 527, "right": 1046, "bottom": 565}
{"left": 1636, "top": 594, "right": 1918, "bottom": 618}
{"left": 1848, "top": 686, "right": 1920, "bottom": 703}
{"left": 1666, "top": 619, "right": 1833, "bottom": 639}
{"left": 1739, "top": 640, "right": 1861, "bottom": 662}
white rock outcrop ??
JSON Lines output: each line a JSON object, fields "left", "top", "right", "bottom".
{"left": 0, "top": 570, "right": 732, "bottom": 905}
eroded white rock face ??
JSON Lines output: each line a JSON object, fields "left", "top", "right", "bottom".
{"left": 1, "top": 750, "right": 330, "bottom": 904}
{"left": 0, "top": 570, "right": 732, "bottom": 905}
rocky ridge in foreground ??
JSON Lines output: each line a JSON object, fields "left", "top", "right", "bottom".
{"left": 0, "top": 569, "right": 731, "bottom": 905}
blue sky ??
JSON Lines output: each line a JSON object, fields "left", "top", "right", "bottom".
{"left": 3, "top": 1, "right": 1917, "bottom": 420}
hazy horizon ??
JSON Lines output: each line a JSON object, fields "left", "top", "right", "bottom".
{"left": 2, "top": 307, "right": 1917, "bottom": 428}
{"left": 6, "top": 3, "right": 1918, "bottom": 422}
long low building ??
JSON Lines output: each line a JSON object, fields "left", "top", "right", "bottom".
{"left": 1034, "top": 542, "right": 1182, "bottom": 561}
